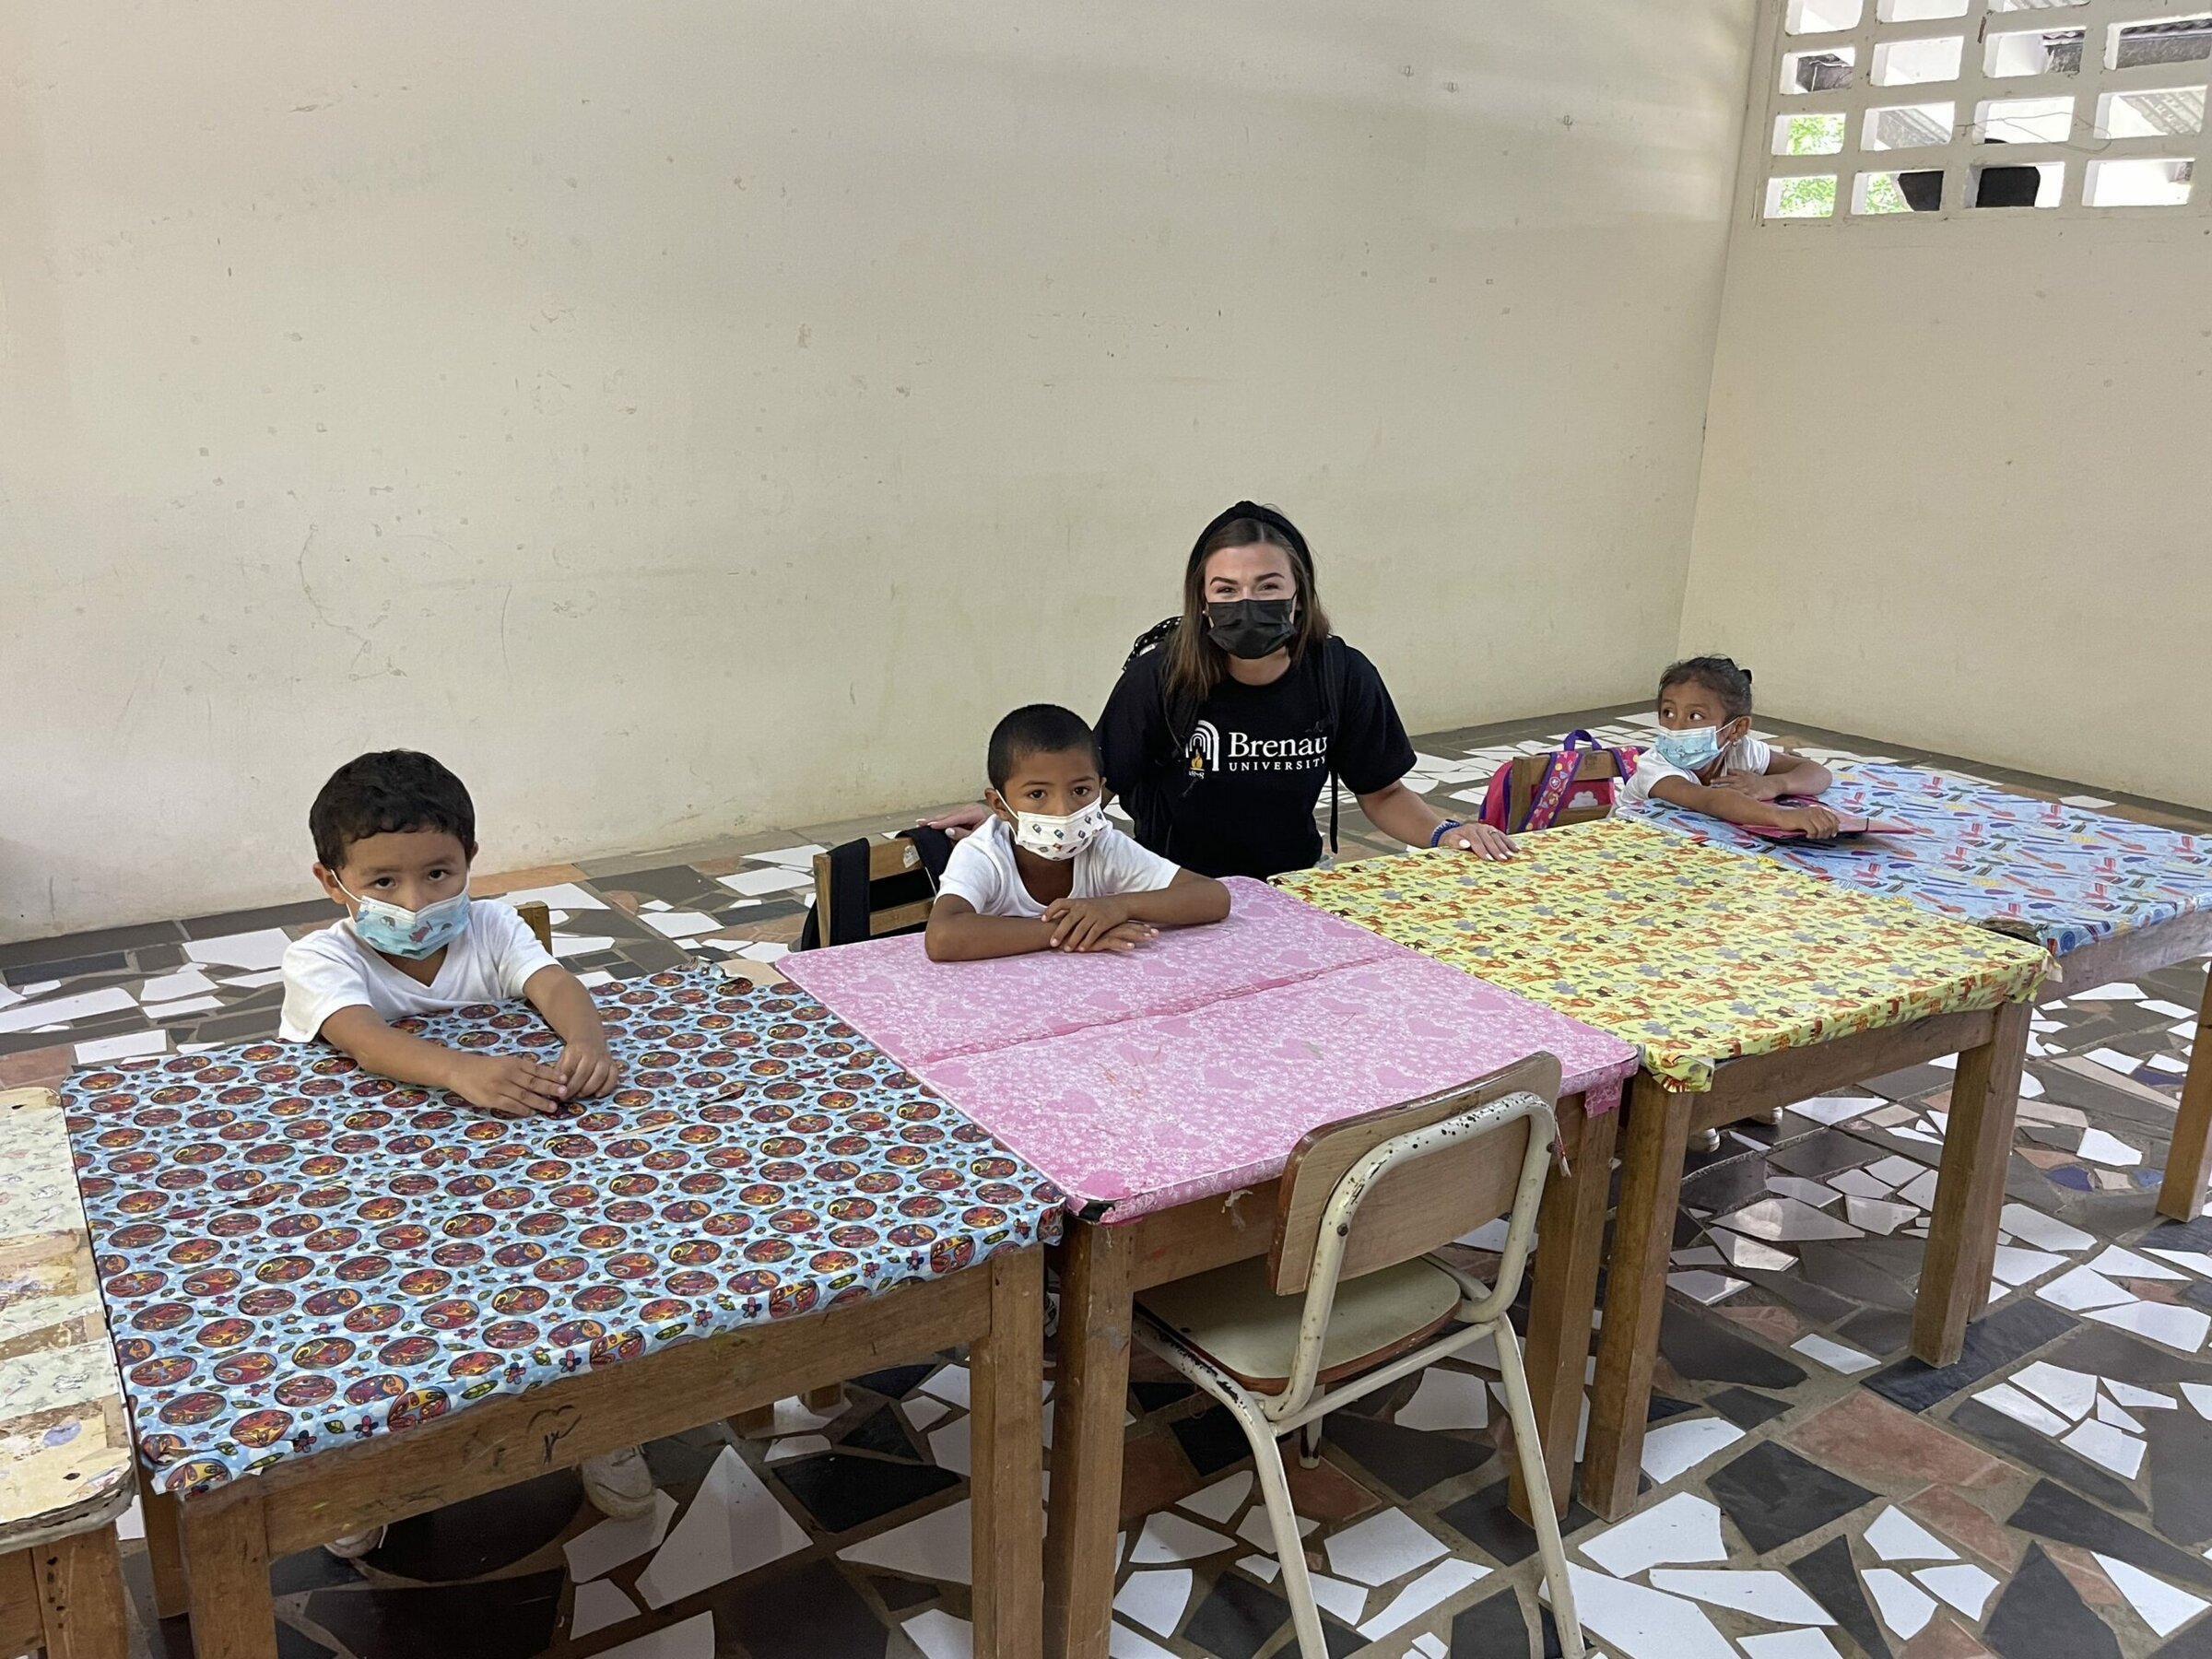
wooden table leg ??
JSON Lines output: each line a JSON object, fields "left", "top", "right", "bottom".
{"left": 141, "top": 1486, "right": 188, "bottom": 1621}
{"left": 1041, "top": 1219, "right": 1134, "bottom": 1659}
{"left": 728, "top": 1405, "right": 777, "bottom": 1438}
{"left": 2157, "top": 963, "right": 2212, "bottom": 1222}
{"left": 181, "top": 1490, "right": 277, "bottom": 1659}
{"left": 803, "top": 1383, "right": 845, "bottom": 1413}
{"left": 0, "top": 1548, "right": 41, "bottom": 1659}
{"left": 37, "top": 1524, "right": 130, "bottom": 1659}
{"left": 1914, "top": 999, "right": 2031, "bottom": 1366}
{"left": 1511, "top": 1092, "right": 1617, "bottom": 1525}
{"left": 971, "top": 1248, "right": 1045, "bottom": 1659}
{"left": 1583, "top": 1072, "right": 1692, "bottom": 1522}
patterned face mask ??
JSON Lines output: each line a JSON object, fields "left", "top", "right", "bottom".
{"left": 1653, "top": 724, "right": 1724, "bottom": 772}
{"left": 1009, "top": 801, "right": 1110, "bottom": 862}
{"left": 339, "top": 884, "right": 471, "bottom": 959}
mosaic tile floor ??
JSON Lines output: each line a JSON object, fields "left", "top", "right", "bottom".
{"left": 7, "top": 704, "right": 2209, "bottom": 1659}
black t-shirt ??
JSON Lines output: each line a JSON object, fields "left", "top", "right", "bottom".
{"left": 1096, "top": 638, "right": 1416, "bottom": 880}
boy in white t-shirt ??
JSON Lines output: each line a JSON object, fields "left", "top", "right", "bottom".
{"left": 925, "top": 704, "right": 1230, "bottom": 961}
{"left": 281, "top": 750, "right": 620, "bottom": 1112}
{"left": 280, "top": 750, "right": 653, "bottom": 1537}
{"left": 1622, "top": 656, "right": 1841, "bottom": 839}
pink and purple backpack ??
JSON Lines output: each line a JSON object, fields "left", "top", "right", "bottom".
{"left": 1475, "top": 730, "right": 1643, "bottom": 833}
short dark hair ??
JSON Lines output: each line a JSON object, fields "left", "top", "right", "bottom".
{"left": 1659, "top": 655, "right": 1755, "bottom": 721}
{"left": 986, "top": 705, "right": 1100, "bottom": 793}
{"left": 310, "top": 750, "right": 477, "bottom": 870}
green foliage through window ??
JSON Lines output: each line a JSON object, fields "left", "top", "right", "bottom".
{"left": 1859, "top": 172, "right": 1911, "bottom": 213}
{"left": 1773, "top": 175, "right": 1839, "bottom": 217}
{"left": 1784, "top": 112, "right": 1846, "bottom": 155}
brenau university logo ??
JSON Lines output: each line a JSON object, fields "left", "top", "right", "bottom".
{"left": 1185, "top": 721, "right": 1220, "bottom": 774}
{"left": 1184, "top": 721, "right": 1327, "bottom": 776}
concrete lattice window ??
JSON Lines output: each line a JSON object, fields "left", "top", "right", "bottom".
{"left": 1756, "top": 0, "right": 2212, "bottom": 218}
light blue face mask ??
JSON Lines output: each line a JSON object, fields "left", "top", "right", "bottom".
{"left": 339, "top": 883, "right": 471, "bottom": 959}
{"left": 1653, "top": 724, "right": 1725, "bottom": 772}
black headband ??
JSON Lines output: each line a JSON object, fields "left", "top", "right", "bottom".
{"left": 1190, "top": 500, "right": 1313, "bottom": 575}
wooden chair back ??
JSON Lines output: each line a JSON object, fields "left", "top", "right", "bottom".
{"left": 1269, "top": 1052, "right": 1561, "bottom": 1295}
{"left": 513, "top": 901, "right": 555, "bottom": 952}
{"left": 1505, "top": 749, "right": 1635, "bottom": 830}
{"left": 810, "top": 837, "right": 937, "bottom": 946}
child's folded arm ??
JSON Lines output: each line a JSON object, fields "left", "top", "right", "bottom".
{"left": 1034, "top": 872, "right": 1226, "bottom": 954}
{"left": 1651, "top": 773, "right": 1841, "bottom": 839}
{"left": 1770, "top": 756, "right": 1840, "bottom": 800}
{"left": 1759, "top": 748, "right": 1833, "bottom": 797}
{"left": 318, "top": 1005, "right": 569, "bottom": 1116}
{"left": 1710, "top": 747, "right": 1830, "bottom": 803}
{"left": 522, "top": 964, "right": 622, "bottom": 1099}
{"left": 924, "top": 894, "right": 1059, "bottom": 961}
{"left": 1121, "top": 868, "right": 1230, "bottom": 929}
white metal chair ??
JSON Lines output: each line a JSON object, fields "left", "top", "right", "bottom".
{"left": 1132, "top": 1053, "right": 1583, "bottom": 1659}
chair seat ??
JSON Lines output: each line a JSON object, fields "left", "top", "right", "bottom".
{"left": 1136, "top": 1255, "right": 1464, "bottom": 1393}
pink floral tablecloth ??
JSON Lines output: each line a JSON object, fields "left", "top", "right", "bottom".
{"left": 782, "top": 879, "right": 1400, "bottom": 1065}
{"left": 786, "top": 879, "right": 1640, "bottom": 1221}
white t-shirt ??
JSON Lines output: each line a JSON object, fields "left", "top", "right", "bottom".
{"left": 279, "top": 900, "right": 559, "bottom": 1042}
{"left": 937, "top": 816, "right": 1182, "bottom": 919}
{"left": 1622, "top": 734, "right": 1774, "bottom": 806}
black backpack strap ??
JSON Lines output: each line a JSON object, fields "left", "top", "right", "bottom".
{"left": 897, "top": 826, "right": 954, "bottom": 881}
{"left": 795, "top": 830, "right": 949, "bottom": 951}
{"left": 1320, "top": 636, "right": 1348, "bottom": 856}
{"left": 1124, "top": 616, "right": 1181, "bottom": 671}
{"left": 795, "top": 837, "right": 877, "bottom": 950}
{"left": 1126, "top": 618, "right": 1203, "bottom": 782}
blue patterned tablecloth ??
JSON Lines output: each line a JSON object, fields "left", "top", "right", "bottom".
{"left": 1624, "top": 763, "right": 2212, "bottom": 958}
{"left": 62, "top": 970, "right": 1062, "bottom": 1496}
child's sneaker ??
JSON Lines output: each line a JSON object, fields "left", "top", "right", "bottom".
{"left": 581, "top": 1445, "right": 657, "bottom": 1520}
{"left": 324, "top": 1525, "right": 385, "bottom": 1560}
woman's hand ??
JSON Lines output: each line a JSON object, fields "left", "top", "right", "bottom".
{"left": 1440, "top": 822, "right": 1515, "bottom": 862}
{"left": 918, "top": 803, "right": 991, "bottom": 841}
{"left": 1357, "top": 783, "right": 1517, "bottom": 863}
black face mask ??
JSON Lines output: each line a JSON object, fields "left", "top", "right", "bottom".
{"left": 1206, "top": 598, "right": 1298, "bottom": 660}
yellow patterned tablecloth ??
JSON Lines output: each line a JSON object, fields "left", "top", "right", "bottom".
{"left": 1277, "top": 818, "right": 2051, "bottom": 1092}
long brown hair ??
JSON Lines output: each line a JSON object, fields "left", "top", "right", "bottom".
{"left": 1163, "top": 506, "right": 1334, "bottom": 705}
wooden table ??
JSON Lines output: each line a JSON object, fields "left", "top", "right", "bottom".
{"left": 63, "top": 971, "right": 1061, "bottom": 1658}
{"left": 0, "top": 1087, "right": 135, "bottom": 1659}
{"left": 1627, "top": 764, "right": 2212, "bottom": 1219}
{"left": 1280, "top": 821, "right": 2053, "bottom": 1520}
{"left": 1583, "top": 1004, "right": 2030, "bottom": 1517}
{"left": 141, "top": 1254, "right": 1043, "bottom": 1659}
{"left": 2082, "top": 913, "right": 2212, "bottom": 1218}
{"left": 783, "top": 877, "right": 1642, "bottom": 1659}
